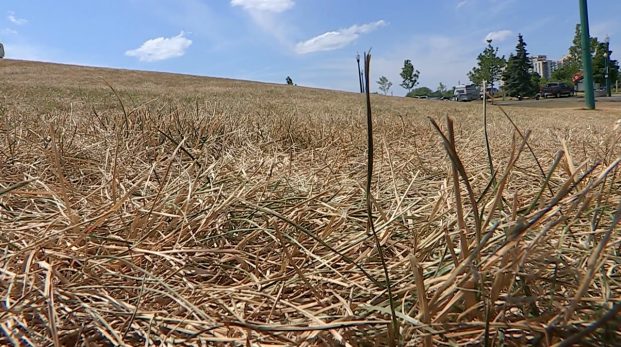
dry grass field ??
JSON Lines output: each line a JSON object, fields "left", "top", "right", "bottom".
{"left": 1, "top": 59, "right": 620, "bottom": 346}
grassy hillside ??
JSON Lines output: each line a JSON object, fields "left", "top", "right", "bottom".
{"left": 1, "top": 59, "right": 620, "bottom": 346}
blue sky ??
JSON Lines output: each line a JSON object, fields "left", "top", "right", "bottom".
{"left": 1, "top": 0, "right": 620, "bottom": 94}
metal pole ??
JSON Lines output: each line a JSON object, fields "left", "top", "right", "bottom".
{"left": 579, "top": 0, "right": 595, "bottom": 109}
{"left": 605, "top": 37, "right": 611, "bottom": 97}
{"left": 356, "top": 53, "right": 363, "bottom": 93}
{"left": 361, "top": 72, "right": 365, "bottom": 93}
{"left": 605, "top": 51, "right": 610, "bottom": 97}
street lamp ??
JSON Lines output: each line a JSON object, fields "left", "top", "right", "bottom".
{"left": 604, "top": 35, "right": 611, "bottom": 97}
{"left": 484, "top": 39, "right": 494, "bottom": 93}
{"left": 486, "top": 39, "right": 493, "bottom": 93}
{"left": 356, "top": 53, "right": 364, "bottom": 93}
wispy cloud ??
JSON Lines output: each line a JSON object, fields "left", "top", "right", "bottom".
{"left": 485, "top": 30, "right": 513, "bottom": 43}
{"left": 295, "top": 20, "right": 387, "bottom": 54}
{"left": 125, "top": 32, "right": 192, "bottom": 62}
{"left": 230, "top": 0, "right": 295, "bottom": 44}
{"left": 7, "top": 11, "right": 27, "bottom": 25}
{"left": 230, "top": 0, "right": 294, "bottom": 13}
{"left": 456, "top": 0, "right": 468, "bottom": 9}
{"left": 1, "top": 28, "right": 18, "bottom": 35}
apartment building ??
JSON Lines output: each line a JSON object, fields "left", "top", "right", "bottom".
{"left": 530, "top": 55, "right": 558, "bottom": 79}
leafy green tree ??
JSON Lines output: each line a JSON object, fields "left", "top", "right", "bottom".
{"left": 592, "top": 41, "right": 619, "bottom": 86}
{"left": 377, "top": 76, "right": 393, "bottom": 95}
{"left": 551, "top": 64, "right": 576, "bottom": 85}
{"left": 286, "top": 76, "right": 294, "bottom": 85}
{"left": 554, "top": 24, "right": 599, "bottom": 83}
{"left": 554, "top": 29, "right": 619, "bottom": 88}
{"left": 437, "top": 82, "right": 446, "bottom": 93}
{"left": 468, "top": 40, "right": 506, "bottom": 90}
{"left": 567, "top": 24, "right": 599, "bottom": 66}
{"left": 436, "top": 82, "right": 453, "bottom": 98}
{"left": 400, "top": 59, "right": 420, "bottom": 93}
{"left": 406, "top": 86, "right": 433, "bottom": 97}
{"left": 567, "top": 24, "right": 583, "bottom": 68}
{"left": 538, "top": 76, "right": 550, "bottom": 87}
{"left": 531, "top": 72, "right": 541, "bottom": 93}
{"left": 433, "top": 83, "right": 452, "bottom": 98}
{"left": 502, "top": 34, "right": 537, "bottom": 98}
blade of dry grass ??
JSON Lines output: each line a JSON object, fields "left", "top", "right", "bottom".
{"left": 363, "top": 52, "right": 399, "bottom": 345}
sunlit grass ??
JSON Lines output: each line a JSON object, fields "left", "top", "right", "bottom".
{"left": 1, "top": 59, "right": 620, "bottom": 346}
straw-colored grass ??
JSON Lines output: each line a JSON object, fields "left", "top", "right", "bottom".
{"left": 1, "top": 59, "right": 620, "bottom": 346}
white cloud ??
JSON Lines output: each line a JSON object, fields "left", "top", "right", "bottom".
{"left": 7, "top": 11, "right": 27, "bottom": 25}
{"left": 456, "top": 0, "right": 468, "bottom": 9}
{"left": 231, "top": 0, "right": 294, "bottom": 13}
{"left": 295, "top": 20, "right": 387, "bottom": 54}
{"left": 229, "top": 0, "right": 295, "bottom": 44}
{"left": 485, "top": 30, "right": 513, "bottom": 43}
{"left": 125, "top": 32, "right": 192, "bottom": 62}
{"left": 1, "top": 28, "right": 18, "bottom": 35}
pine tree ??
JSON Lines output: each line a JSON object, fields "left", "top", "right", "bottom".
{"left": 502, "top": 34, "right": 537, "bottom": 99}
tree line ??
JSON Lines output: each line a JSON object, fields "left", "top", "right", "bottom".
{"left": 551, "top": 24, "right": 619, "bottom": 87}
{"left": 468, "top": 26, "right": 619, "bottom": 99}
{"left": 375, "top": 24, "right": 619, "bottom": 98}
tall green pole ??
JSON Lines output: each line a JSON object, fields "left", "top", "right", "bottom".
{"left": 579, "top": 0, "right": 595, "bottom": 109}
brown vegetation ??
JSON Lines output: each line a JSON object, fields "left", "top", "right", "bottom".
{"left": 1, "top": 59, "right": 620, "bottom": 346}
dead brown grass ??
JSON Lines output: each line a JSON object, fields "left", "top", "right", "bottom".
{"left": 1, "top": 59, "right": 620, "bottom": 346}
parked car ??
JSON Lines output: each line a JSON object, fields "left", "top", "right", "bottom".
{"left": 540, "top": 82, "right": 574, "bottom": 98}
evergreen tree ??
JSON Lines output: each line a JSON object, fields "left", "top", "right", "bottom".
{"left": 468, "top": 40, "right": 506, "bottom": 89}
{"left": 502, "top": 34, "right": 536, "bottom": 99}
{"left": 286, "top": 76, "right": 294, "bottom": 85}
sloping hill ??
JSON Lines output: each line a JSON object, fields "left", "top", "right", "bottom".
{"left": 2, "top": 58, "right": 274, "bottom": 89}
{"left": 1, "top": 59, "right": 620, "bottom": 346}
{"left": 1, "top": 58, "right": 362, "bottom": 104}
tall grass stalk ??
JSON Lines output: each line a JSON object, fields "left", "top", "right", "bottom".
{"left": 363, "top": 52, "right": 399, "bottom": 345}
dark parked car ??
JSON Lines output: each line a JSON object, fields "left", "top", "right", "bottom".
{"left": 540, "top": 82, "right": 574, "bottom": 98}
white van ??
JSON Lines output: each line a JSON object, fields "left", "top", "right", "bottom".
{"left": 453, "top": 84, "right": 479, "bottom": 101}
